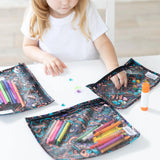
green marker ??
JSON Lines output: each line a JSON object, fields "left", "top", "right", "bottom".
{"left": 56, "top": 121, "right": 71, "bottom": 145}
{"left": 0, "top": 81, "right": 10, "bottom": 103}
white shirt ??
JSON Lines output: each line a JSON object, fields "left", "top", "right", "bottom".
{"left": 21, "top": 2, "right": 108, "bottom": 62}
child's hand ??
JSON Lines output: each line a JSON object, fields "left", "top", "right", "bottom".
{"left": 42, "top": 55, "right": 67, "bottom": 76}
{"left": 110, "top": 71, "right": 127, "bottom": 89}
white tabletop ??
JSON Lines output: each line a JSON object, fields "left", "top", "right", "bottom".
{"left": 0, "top": 55, "right": 160, "bottom": 160}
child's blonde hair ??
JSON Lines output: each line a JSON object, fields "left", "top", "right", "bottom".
{"left": 29, "top": 0, "right": 91, "bottom": 40}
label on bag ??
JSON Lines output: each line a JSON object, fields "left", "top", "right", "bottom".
{"left": 145, "top": 72, "right": 158, "bottom": 80}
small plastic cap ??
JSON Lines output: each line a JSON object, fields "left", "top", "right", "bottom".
{"left": 141, "top": 107, "right": 148, "bottom": 111}
{"left": 142, "top": 82, "right": 150, "bottom": 93}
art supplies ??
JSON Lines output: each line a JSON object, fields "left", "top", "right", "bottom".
{"left": 87, "top": 58, "right": 160, "bottom": 109}
{"left": 0, "top": 63, "right": 54, "bottom": 115}
{"left": 26, "top": 98, "right": 140, "bottom": 160}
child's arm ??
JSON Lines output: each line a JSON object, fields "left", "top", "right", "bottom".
{"left": 22, "top": 36, "right": 67, "bottom": 76}
{"left": 94, "top": 33, "right": 127, "bottom": 89}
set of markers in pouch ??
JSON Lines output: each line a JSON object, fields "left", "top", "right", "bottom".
{"left": 0, "top": 63, "right": 53, "bottom": 115}
{"left": 1, "top": 59, "right": 160, "bottom": 159}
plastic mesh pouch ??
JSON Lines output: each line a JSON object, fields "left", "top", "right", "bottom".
{"left": 26, "top": 98, "right": 140, "bottom": 160}
{"left": 0, "top": 63, "right": 54, "bottom": 115}
{"left": 86, "top": 58, "right": 160, "bottom": 109}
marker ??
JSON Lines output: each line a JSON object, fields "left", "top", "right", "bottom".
{"left": 56, "top": 121, "right": 71, "bottom": 145}
{"left": 0, "top": 81, "right": 10, "bottom": 103}
{"left": 46, "top": 120, "right": 61, "bottom": 144}
{"left": 49, "top": 121, "right": 63, "bottom": 143}
{"left": 3, "top": 80, "right": 16, "bottom": 104}
{"left": 7, "top": 80, "right": 20, "bottom": 103}
{"left": 94, "top": 121, "right": 122, "bottom": 137}
{"left": 98, "top": 134, "right": 124, "bottom": 150}
{"left": 0, "top": 89, "right": 7, "bottom": 104}
{"left": 100, "top": 136, "right": 130, "bottom": 153}
{"left": 12, "top": 82, "right": 25, "bottom": 107}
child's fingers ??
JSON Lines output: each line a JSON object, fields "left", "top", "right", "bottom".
{"left": 111, "top": 76, "right": 121, "bottom": 89}
{"left": 51, "top": 63, "right": 59, "bottom": 76}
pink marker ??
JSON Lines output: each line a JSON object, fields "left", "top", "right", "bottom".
{"left": 49, "top": 121, "right": 63, "bottom": 143}
{"left": 0, "top": 89, "right": 7, "bottom": 104}
{"left": 46, "top": 120, "right": 61, "bottom": 144}
{"left": 7, "top": 80, "right": 20, "bottom": 103}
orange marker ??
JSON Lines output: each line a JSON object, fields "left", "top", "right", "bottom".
{"left": 141, "top": 82, "right": 150, "bottom": 111}
{"left": 100, "top": 136, "right": 130, "bottom": 153}
{"left": 12, "top": 82, "right": 25, "bottom": 107}
{"left": 94, "top": 121, "right": 122, "bottom": 137}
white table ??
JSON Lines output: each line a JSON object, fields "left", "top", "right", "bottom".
{"left": 0, "top": 55, "right": 160, "bottom": 160}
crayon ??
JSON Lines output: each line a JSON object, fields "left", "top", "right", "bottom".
{"left": 7, "top": 80, "right": 20, "bottom": 103}
{"left": 12, "top": 82, "right": 25, "bottom": 107}
{"left": 55, "top": 121, "right": 66, "bottom": 143}
{"left": 56, "top": 121, "right": 71, "bottom": 145}
{"left": 49, "top": 121, "right": 63, "bottom": 143}
{"left": 97, "top": 129, "right": 125, "bottom": 143}
{"left": 0, "top": 89, "right": 7, "bottom": 104}
{"left": 76, "top": 125, "right": 100, "bottom": 142}
{"left": 0, "top": 81, "right": 10, "bottom": 103}
{"left": 100, "top": 136, "right": 130, "bottom": 153}
{"left": 94, "top": 121, "right": 122, "bottom": 137}
{"left": 94, "top": 119, "right": 115, "bottom": 134}
{"left": 98, "top": 134, "right": 124, "bottom": 150}
{"left": 45, "top": 120, "right": 57, "bottom": 140}
{"left": 93, "top": 127, "right": 122, "bottom": 143}
{"left": 90, "top": 130, "right": 124, "bottom": 149}
{"left": 46, "top": 120, "right": 61, "bottom": 144}
{"left": 3, "top": 80, "right": 16, "bottom": 104}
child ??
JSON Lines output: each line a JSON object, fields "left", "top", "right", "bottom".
{"left": 21, "top": 0, "right": 127, "bottom": 89}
